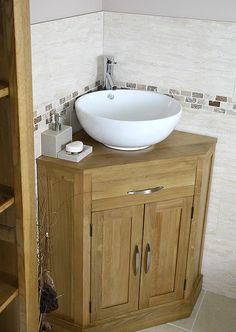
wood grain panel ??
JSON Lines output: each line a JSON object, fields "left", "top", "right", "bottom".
{"left": 101, "top": 216, "right": 131, "bottom": 308}
{"left": 91, "top": 205, "right": 144, "bottom": 322}
{"left": 0, "top": 4, "right": 8, "bottom": 81}
{"left": 38, "top": 166, "right": 74, "bottom": 320}
{"left": 92, "top": 160, "right": 196, "bottom": 201}
{"left": 140, "top": 197, "right": 193, "bottom": 309}
{"left": 0, "top": 98, "right": 14, "bottom": 188}
{"left": 92, "top": 185, "right": 195, "bottom": 212}
{"left": 185, "top": 154, "right": 213, "bottom": 298}
{"left": 38, "top": 165, "right": 92, "bottom": 327}
{"left": 151, "top": 208, "right": 181, "bottom": 296}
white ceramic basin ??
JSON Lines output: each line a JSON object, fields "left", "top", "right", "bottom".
{"left": 75, "top": 90, "right": 182, "bottom": 151}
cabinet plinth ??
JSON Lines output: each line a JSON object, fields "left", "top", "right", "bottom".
{"left": 38, "top": 130, "right": 216, "bottom": 332}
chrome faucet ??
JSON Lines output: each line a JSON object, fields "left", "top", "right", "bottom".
{"left": 104, "top": 56, "right": 117, "bottom": 90}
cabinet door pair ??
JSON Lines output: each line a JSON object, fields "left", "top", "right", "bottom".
{"left": 91, "top": 197, "right": 193, "bottom": 322}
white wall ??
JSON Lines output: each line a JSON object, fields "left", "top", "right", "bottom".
{"left": 30, "top": 0, "right": 236, "bottom": 24}
{"left": 102, "top": 0, "right": 236, "bottom": 22}
{"left": 30, "top": 0, "right": 102, "bottom": 24}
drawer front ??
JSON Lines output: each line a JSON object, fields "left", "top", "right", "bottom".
{"left": 91, "top": 159, "right": 196, "bottom": 210}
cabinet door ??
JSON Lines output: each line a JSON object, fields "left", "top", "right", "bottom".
{"left": 140, "top": 197, "right": 192, "bottom": 309}
{"left": 91, "top": 205, "right": 144, "bottom": 322}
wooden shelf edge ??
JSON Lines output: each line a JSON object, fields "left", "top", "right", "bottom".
{"left": 0, "top": 197, "right": 15, "bottom": 214}
{"left": 0, "top": 185, "right": 14, "bottom": 214}
{"left": 0, "top": 276, "right": 18, "bottom": 314}
{"left": 0, "top": 82, "right": 9, "bottom": 99}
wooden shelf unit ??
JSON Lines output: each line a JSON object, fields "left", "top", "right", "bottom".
{"left": 0, "top": 0, "right": 38, "bottom": 330}
{"left": 0, "top": 186, "right": 14, "bottom": 214}
{"left": 0, "top": 275, "right": 18, "bottom": 314}
{"left": 0, "top": 82, "right": 9, "bottom": 99}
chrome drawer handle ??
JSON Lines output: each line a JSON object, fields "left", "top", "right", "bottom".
{"left": 133, "top": 245, "right": 140, "bottom": 276}
{"left": 145, "top": 243, "right": 151, "bottom": 274}
{"left": 127, "top": 186, "right": 164, "bottom": 195}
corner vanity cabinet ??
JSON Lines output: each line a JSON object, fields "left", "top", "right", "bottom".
{"left": 37, "top": 130, "right": 216, "bottom": 332}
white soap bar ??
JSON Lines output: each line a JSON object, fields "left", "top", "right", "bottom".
{"left": 58, "top": 145, "right": 93, "bottom": 163}
{"left": 66, "top": 141, "right": 83, "bottom": 154}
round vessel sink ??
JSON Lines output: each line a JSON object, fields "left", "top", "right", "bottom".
{"left": 75, "top": 90, "right": 182, "bottom": 151}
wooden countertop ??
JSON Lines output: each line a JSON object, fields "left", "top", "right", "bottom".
{"left": 38, "top": 130, "right": 217, "bottom": 171}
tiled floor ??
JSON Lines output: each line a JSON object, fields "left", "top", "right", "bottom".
{"left": 139, "top": 290, "right": 236, "bottom": 332}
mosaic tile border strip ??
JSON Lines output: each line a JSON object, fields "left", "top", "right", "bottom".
{"left": 33, "top": 81, "right": 102, "bottom": 132}
{"left": 34, "top": 79, "right": 236, "bottom": 134}
{"left": 117, "top": 81, "right": 236, "bottom": 116}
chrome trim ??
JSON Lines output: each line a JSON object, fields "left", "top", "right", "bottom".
{"left": 134, "top": 245, "right": 140, "bottom": 276}
{"left": 127, "top": 186, "right": 164, "bottom": 195}
{"left": 145, "top": 243, "right": 151, "bottom": 274}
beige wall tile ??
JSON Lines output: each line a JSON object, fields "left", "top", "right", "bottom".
{"left": 104, "top": 12, "right": 236, "bottom": 97}
{"left": 31, "top": 12, "right": 103, "bottom": 108}
{"left": 177, "top": 110, "right": 236, "bottom": 299}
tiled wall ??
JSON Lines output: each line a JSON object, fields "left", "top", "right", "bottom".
{"left": 177, "top": 110, "right": 236, "bottom": 300}
{"left": 31, "top": 12, "right": 103, "bottom": 157}
{"left": 117, "top": 81, "right": 236, "bottom": 115}
{"left": 104, "top": 12, "right": 236, "bottom": 97}
{"left": 33, "top": 81, "right": 102, "bottom": 158}
{"left": 104, "top": 12, "right": 236, "bottom": 299}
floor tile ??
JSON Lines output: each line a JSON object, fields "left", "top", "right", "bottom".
{"left": 139, "top": 323, "right": 190, "bottom": 331}
{"left": 192, "top": 291, "right": 236, "bottom": 332}
{"left": 169, "top": 290, "right": 205, "bottom": 330}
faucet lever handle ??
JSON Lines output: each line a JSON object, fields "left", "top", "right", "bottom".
{"left": 107, "top": 57, "right": 117, "bottom": 65}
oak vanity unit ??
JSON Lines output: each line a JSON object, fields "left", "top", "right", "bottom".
{"left": 37, "top": 130, "right": 216, "bottom": 332}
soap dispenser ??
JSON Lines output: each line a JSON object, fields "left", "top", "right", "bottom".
{"left": 41, "top": 113, "right": 72, "bottom": 158}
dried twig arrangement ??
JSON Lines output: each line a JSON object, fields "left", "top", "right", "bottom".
{"left": 38, "top": 178, "right": 60, "bottom": 332}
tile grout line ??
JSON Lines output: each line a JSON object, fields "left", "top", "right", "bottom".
{"left": 190, "top": 290, "right": 207, "bottom": 331}
{"left": 168, "top": 322, "right": 191, "bottom": 331}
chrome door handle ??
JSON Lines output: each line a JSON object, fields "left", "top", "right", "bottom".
{"left": 127, "top": 186, "right": 164, "bottom": 195}
{"left": 145, "top": 243, "right": 151, "bottom": 274}
{"left": 133, "top": 245, "right": 140, "bottom": 276}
